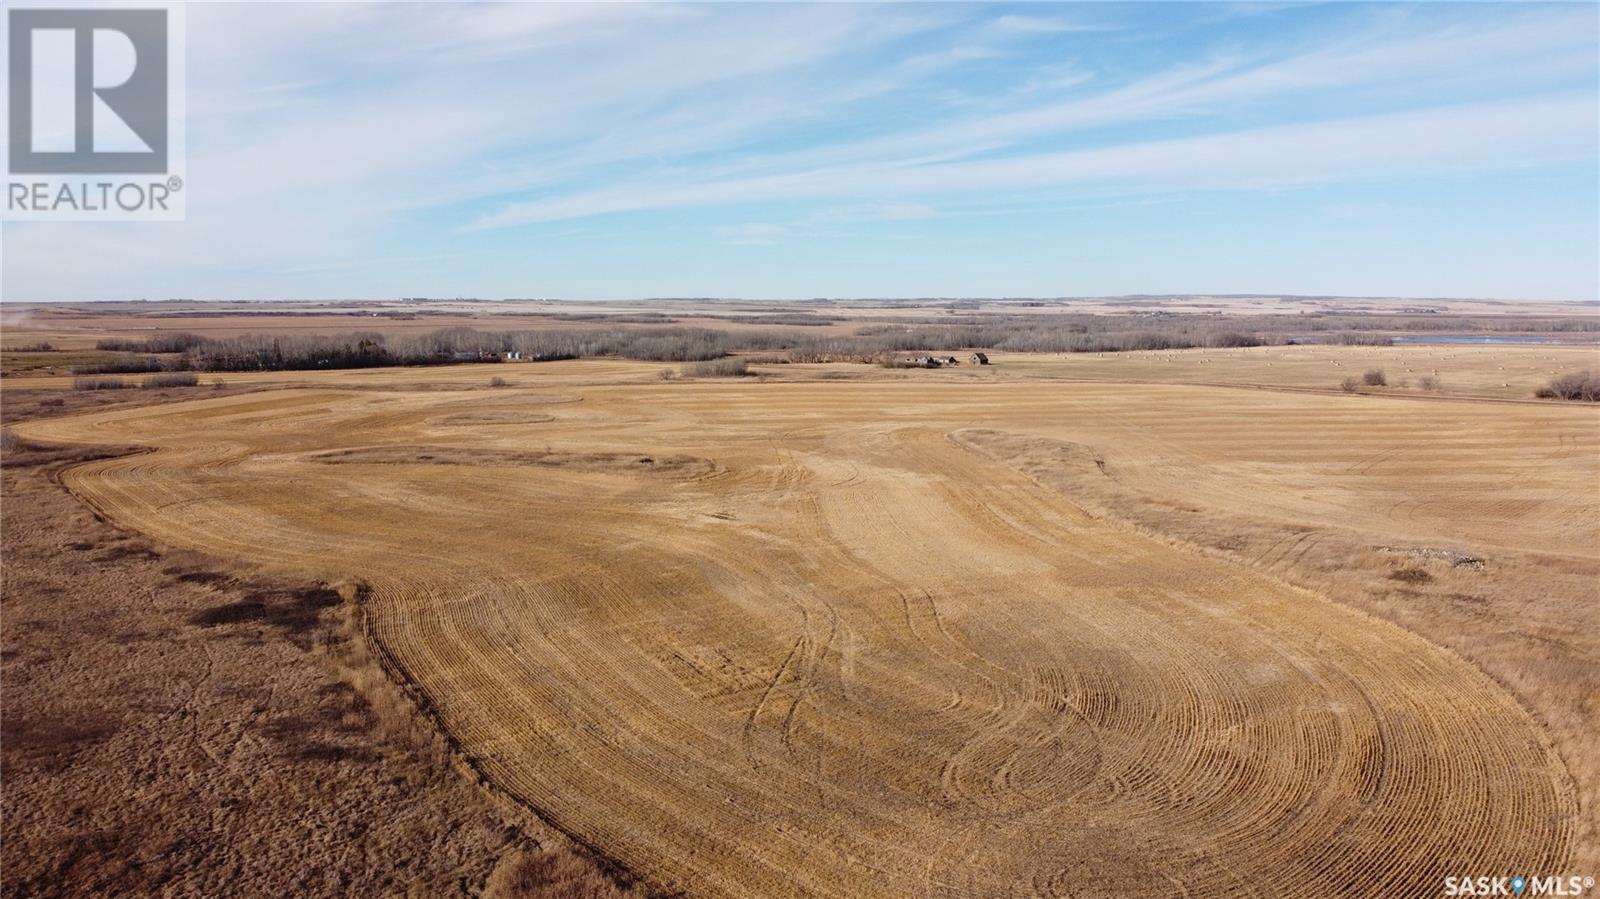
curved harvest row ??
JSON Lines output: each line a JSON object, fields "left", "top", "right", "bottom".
{"left": 19, "top": 377, "right": 1583, "bottom": 897}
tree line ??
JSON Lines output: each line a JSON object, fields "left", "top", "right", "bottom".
{"left": 72, "top": 311, "right": 1596, "bottom": 375}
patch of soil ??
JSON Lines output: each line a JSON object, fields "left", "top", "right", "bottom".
{"left": 435, "top": 411, "right": 556, "bottom": 426}
{"left": 188, "top": 584, "right": 343, "bottom": 645}
{"left": 312, "top": 444, "right": 718, "bottom": 479}
{"left": 1388, "top": 568, "right": 1434, "bottom": 584}
{"left": 1378, "top": 545, "right": 1487, "bottom": 569}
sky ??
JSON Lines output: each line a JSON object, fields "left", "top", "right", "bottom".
{"left": 2, "top": 1, "right": 1597, "bottom": 302}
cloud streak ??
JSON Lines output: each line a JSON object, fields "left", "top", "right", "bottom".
{"left": 2, "top": 1, "right": 1594, "bottom": 300}
{"left": 469, "top": 93, "right": 1597, "bottom": 228}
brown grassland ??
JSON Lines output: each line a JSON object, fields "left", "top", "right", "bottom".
{"left": 4, "top": 319, "right": 1597, "bottom": 897}
{"left": 0, "top": 387, "right": 636, "bottom": 897}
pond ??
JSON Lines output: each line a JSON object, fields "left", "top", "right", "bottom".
{"left": 1389, "top": 334, "right": 1565, "bottom": 345}
{"left": 1288, "top": 334, "right": 1575, "bottom": 346}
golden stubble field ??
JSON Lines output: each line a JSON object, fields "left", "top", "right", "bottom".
{"left": 985, "top": 342, "right": 1600, "bottom": 401}
{"left": 14, "top": 354, "right": 1599, "bottom": 898}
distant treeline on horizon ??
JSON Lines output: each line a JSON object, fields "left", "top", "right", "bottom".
{"left": 74, "top": 311, "right": 1600, "bottom": 374}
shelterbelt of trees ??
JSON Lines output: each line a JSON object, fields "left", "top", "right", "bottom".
{"left": 75, "top": 311, "right": 1598, "bottom": 374}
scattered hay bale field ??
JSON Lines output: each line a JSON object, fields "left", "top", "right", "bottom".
{"left": 13, "top": 358, "right": 1598, "bottom": 897}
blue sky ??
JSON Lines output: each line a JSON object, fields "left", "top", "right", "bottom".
{"left": 4, "top": 1, "right": 1597, "bottom": 301}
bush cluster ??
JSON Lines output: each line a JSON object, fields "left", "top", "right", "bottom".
{"left": 142, "top": 372, "right": 200, "bottom": 388}
{"left": 1535, "top": 370, "right": 1600, "bottom": 401}
{"left": 1323, "top": 333, "right": 1395, "bottom": 346}
{"left": 683, "top": 357, "right": 750, "bottom": 377}
{"left": 96, "top": 333, "right": 205, "bottom": 353}
{"left": 73, "top": 376, "right": 130, "bottom": 390}
{"left": 72, "top": 356, "right": 166, "bottom": 374}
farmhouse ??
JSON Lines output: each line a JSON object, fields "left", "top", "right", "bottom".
{"left": 970, "top": 352, "right": 989, "bottom": 365}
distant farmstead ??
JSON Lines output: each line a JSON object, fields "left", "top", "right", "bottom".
{"left": 970, "top": 352, "right": 989, "bottom": 365}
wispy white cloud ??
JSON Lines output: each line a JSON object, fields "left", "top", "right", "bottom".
{"left": 804, "top": 203, "right": 940, "bottom": 225}
{"left": 715, "top": 223, "right": 787, "bottom": 246}
{"left": 986, "top": 14, "right": 1110, "bottom": 36}
{"left": 469, "top": 93, "right": 1597, "bottom": 228}
{"left": 677, "top": 5, "right": 1596, "bottom": 190}
{"left": 1320, "top": 201, "right": 1402, "bottom": 222}
{"left": 715, "top": 202, "right": 942, "bottom": 245}
{"left": 2, "top": 2, "right": 1594, "bottom": 300}
{"left": 1009, "top": 63, "right": 1096, "bottom": 96}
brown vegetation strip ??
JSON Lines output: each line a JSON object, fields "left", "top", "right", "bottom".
{"left": 311, "top": 445, "right": 717, "bottom": 478}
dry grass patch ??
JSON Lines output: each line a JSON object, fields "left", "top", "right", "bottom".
{"left": 682, "top": 357, "right": 750, "bottom": 377}
{"left": 72, "top": 375, "right": 129, "bottom": 391}
{"left": 140, "top": 371, "right": 200, "bottom": 388}
{"left": 1, "top": 394, "right": 631, "bottom": 897}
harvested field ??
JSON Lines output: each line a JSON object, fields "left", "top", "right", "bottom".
{"left": 978, "top": 343, "right": 1600, "bottom": 402}
{"left": 16, "top": 360, "right": 1596, "bottom": 897}
{"left": 0, "top": 390, "right": 635, "bottom": 897}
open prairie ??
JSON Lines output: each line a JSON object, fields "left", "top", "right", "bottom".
{"left": 14, "top": 353, "right": 1598, "bottom": 897}
{"left": 6, "top": 0, "right": 1599, "bottom": 892}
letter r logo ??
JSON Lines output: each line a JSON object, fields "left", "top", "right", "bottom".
{"left": 8, "top": 8, "right": 168, "bottom": 174}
